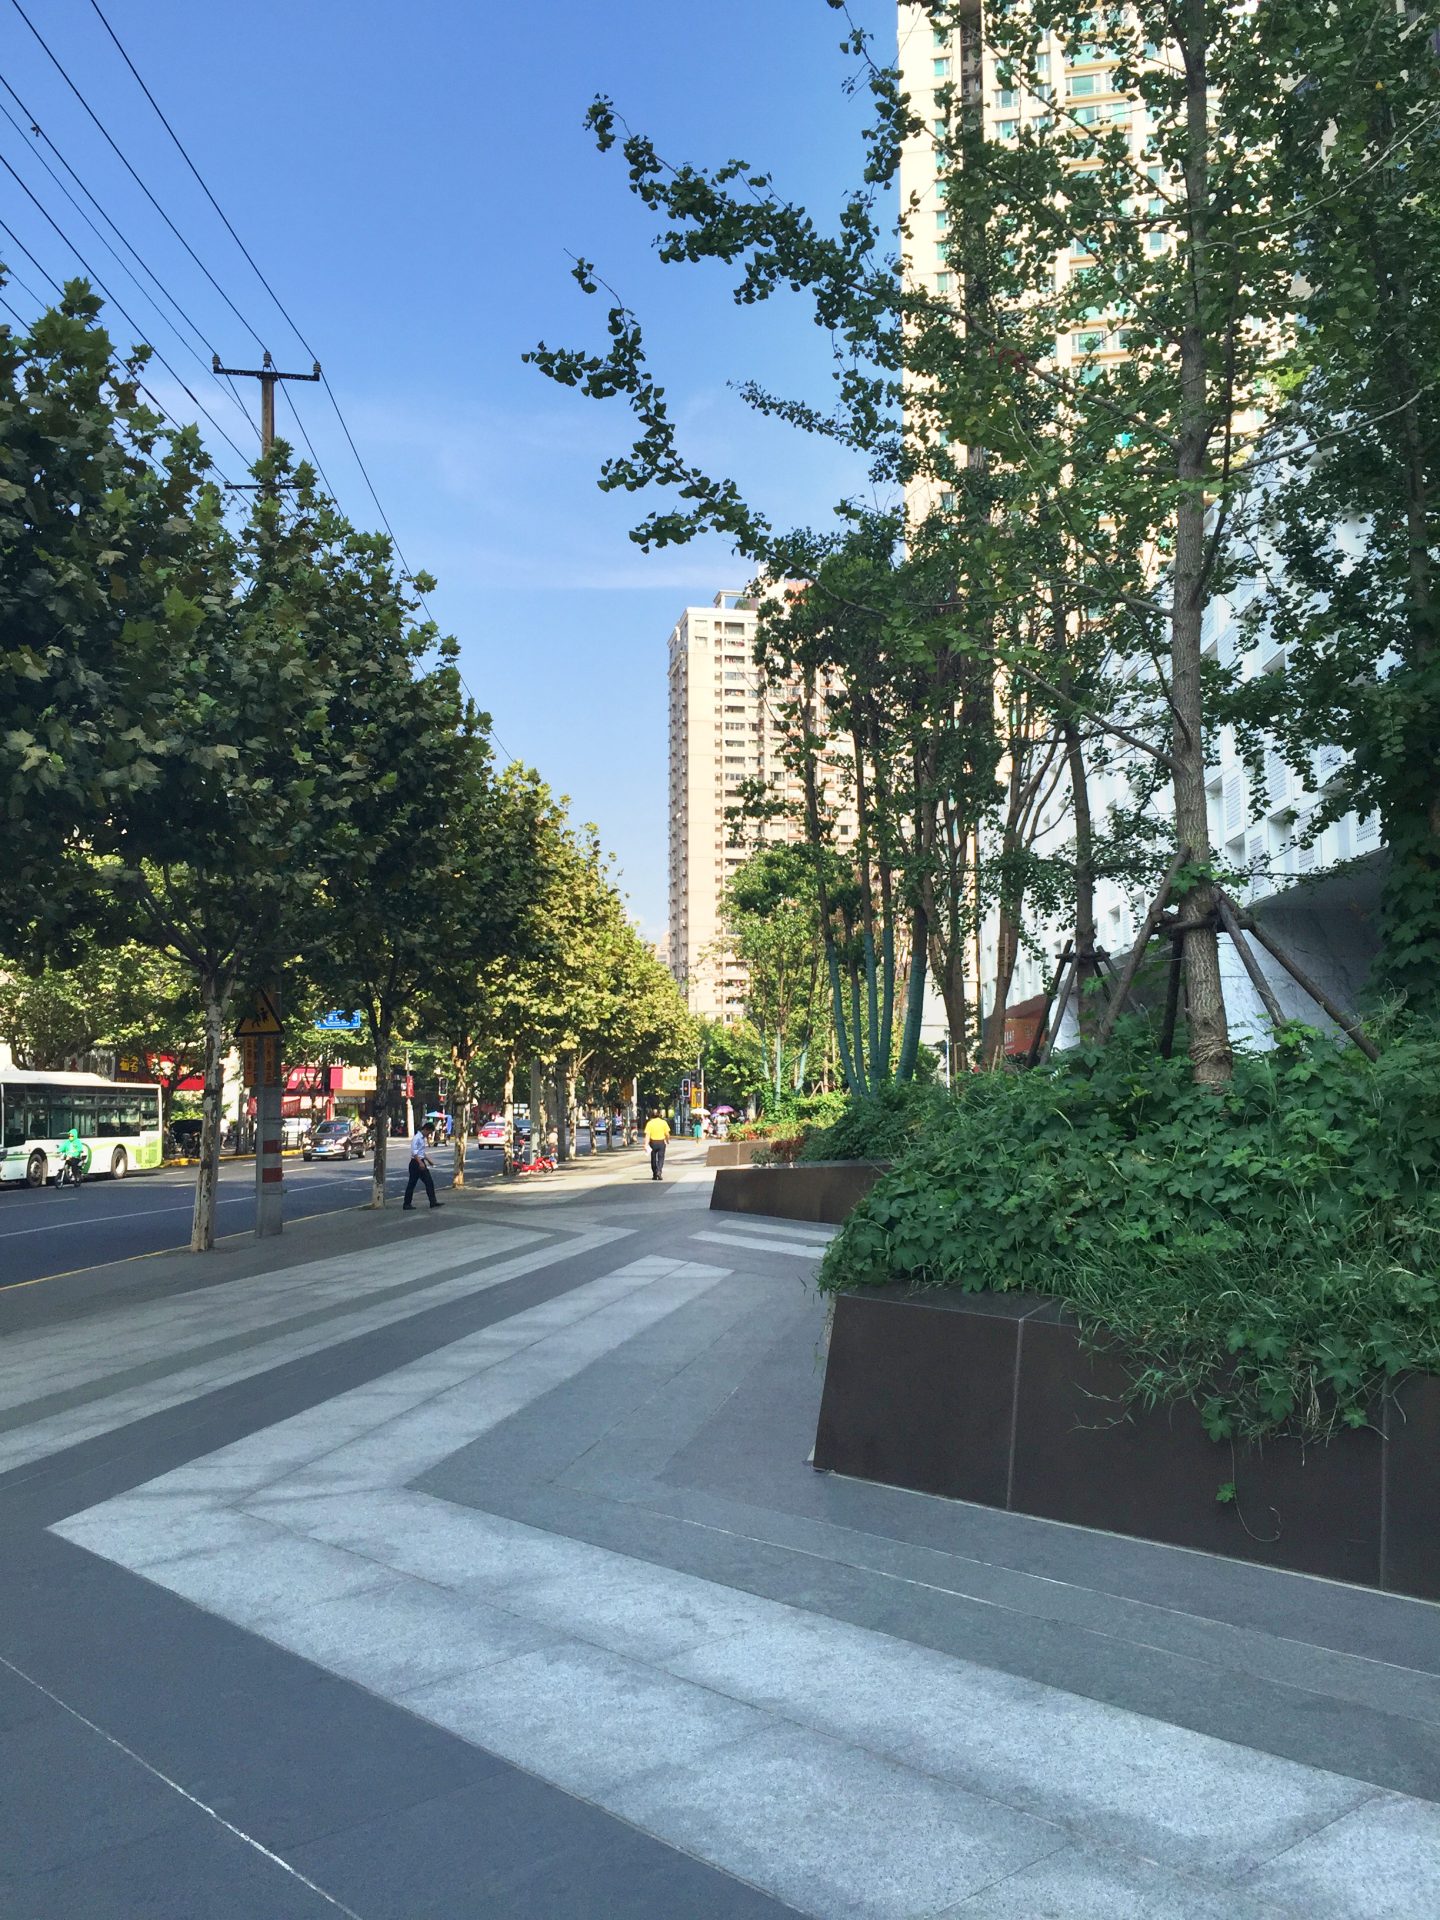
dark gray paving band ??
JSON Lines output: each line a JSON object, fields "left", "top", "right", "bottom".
{"left": 0, "top": 1226, "right": 561, "bottom": 1439}
{"left": 0, "top": 1234, "right": 797, "bottom": 1917}
{"left": 0, "top": 1230, "right": 618, "bottom": 1525}
{"left": 418, "top": 1272, "right": 1440, "bottom": 1806}
{"left": 0, "top": 1531, "right": 795, "bottom": 1918}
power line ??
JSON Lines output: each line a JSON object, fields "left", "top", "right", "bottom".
{"left": 277, "top": 376, "right": 337, "bottom": 500}
{"left": 0, "top": 267, "right": 204, "bottom": 480}
{"left": 0, "top": 84, "right": 252, "bottom": 432}
{"left": 87, "top": 0, "right": 317, "bottom": 365}
{"left": 75, "top": 3, "right": 444, "bottom": 598}
{"left": 0, "top": 151, "right": 251, "bottom": 468}
{"left": 75, "top": 0, "right": 517, "bottom": 765}
{"left": 6, "top": 0, "right": 270, "bottom": 354}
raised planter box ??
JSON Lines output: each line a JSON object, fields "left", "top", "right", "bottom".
{"left": 710, "top": 1160, "right": 889, "bottom": 1225}
{"left": 705, "top": 1141, "right": 765, "bottom": 1168}
{"left": 813, "top": 1286, "right": 1440, "bottom": 1602}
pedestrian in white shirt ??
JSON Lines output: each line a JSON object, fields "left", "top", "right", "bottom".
{"left": 403, "top": 1124, "right": 442, "bottom": 1211}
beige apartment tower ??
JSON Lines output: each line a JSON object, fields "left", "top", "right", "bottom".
{"left": 666, "top": 591, "right": 857, "bottom": 1023}
{"left": 667, "top": 593, "right": 771, "bottom": 1022}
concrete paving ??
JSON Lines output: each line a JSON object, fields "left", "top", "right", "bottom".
{"left": 3, "top": 1140, "right": 1439, "bottom": 1915}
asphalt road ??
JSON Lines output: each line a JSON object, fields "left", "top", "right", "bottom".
{"left": 0, "top": 1146, "right": 503, "bottom": 1291}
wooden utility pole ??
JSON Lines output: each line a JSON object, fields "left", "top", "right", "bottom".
{"left": 213, "top": 350, "right": 321, "bottom": 455}
{"left": 213, "top": 349, "right": 318, "bottom": 1239}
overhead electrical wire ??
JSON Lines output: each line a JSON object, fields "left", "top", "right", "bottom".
{"left": 0, "top": 256, "right": 202, "bottom": 482}
{"left": 0, "top": 151, "right": 251, "bottom": 468}
{"left": 82, "top": 0, "right": 517, "bottom": 760}
{"left": 13, "top": 0, "right": 518, "bottom": 763}
{"left": 78, "top": 1, "right": 438, "bottom": 600}
{"left": 0, "top": 83, "right": 252, "bottom": 432}
{"left": 6, "top": 0, "right": 270, "bottom": 354}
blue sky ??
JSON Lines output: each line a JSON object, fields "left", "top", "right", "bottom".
{"left": 1, "top": 0, "right": 896, "bottom": 933}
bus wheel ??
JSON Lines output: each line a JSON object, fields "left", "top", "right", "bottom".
{"left": 111, "top": 1147, "right": 128, "bottom": 1179}
{"left": 26, "top": 1151, "right": 46, "bottom": 1188}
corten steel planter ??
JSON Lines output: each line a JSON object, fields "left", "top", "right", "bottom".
{"left": 705, "top": 1141, "right": 767, "bottom": 1168}
{"left": 710, "top": 1160, "right": 890, "bottom": 1225}
{"left": 813, "top": 1285, "right": 1440, "bottom": 1603}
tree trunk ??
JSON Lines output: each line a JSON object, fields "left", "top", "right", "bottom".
{"left": 450, "top": 1042, "right": 471, "bottom": 1189}
{"left": 555, "top": 1064, "right": 570, "bottom": 1162}
{"left": 1063, "top": 718, "right": 1100, "bottom": 1039}
{"left": 502, "top": 1052, "right": 516, "bottom": 1174}
{"left": 189, "top": 972, "right": 228, "bottom": 1252}
{"left": 529, "top": 1057, "right": 543, "bottom": 1159}
{"left": 369, "top": 1021, "right": 392, "bottom": 1207}
{"left": 980, "top": 911, "right": 1020, "bottom": 1069}
{"left": 1171, "top": 0, "right": 1232, "bottom": 1088}
{"left": 895, "top": 905, "right": 928, "bottom": 1080}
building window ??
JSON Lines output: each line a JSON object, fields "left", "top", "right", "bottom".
{"left": 995, "top": 119, "right": 1018, "bottom": 140}
{"left": 935, "top": 210, "right": 949, "bottom": 230}
{"left": 933, "top": 57, "right": 952, "bottom": 78}
{"left": 935, "top": 272, "right": 951, "bottom": 293}
{"left": 1069, "top": 72, "right": 1098, "bottom": 96}
{"left": 1073, "top": 103, "right": 1101, "bottom": 125}
{"left": 994, "top": 88, "right": 1017, "bottom": 110}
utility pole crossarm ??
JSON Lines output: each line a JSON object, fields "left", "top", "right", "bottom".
{"left": 212, "top": 349, "right": 322, "bottom": 455}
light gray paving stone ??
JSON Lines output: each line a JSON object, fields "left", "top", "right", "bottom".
{"left": 248, "top": 1488, "right": 611, "bottom": 1592}
{"left": 1244, "top": 1791, "right": 1440, "bottom": 1917}
{"left": 609, "top": 1719, "right": 1062, "bottom": 1920}
{"left": 133, "top": 1520, "right": 395, "bottom": 1623}
{"left": 400, "top": 1639, "right": 769, "bottom": 1797}
{"left": 692, "top": 1231, "right": 831, "bottom": 1258}
{"left": 943, "top": 1843, "right": 1292, "bottom": 1917}
{"left": 505, "top": 1550, "right": 783, "bottom": 1662}
{"left": 256, "top": 1576, "right": 562, "bottom": 1692}
{"left": 666, "top": 1610, "right": 1373, "bottom": 1877}
{"left": 53, "top": 1498, "right": 265, "bottom": 1569}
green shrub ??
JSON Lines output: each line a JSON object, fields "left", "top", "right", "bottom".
{"left": 820, "top": 1024, "right": 1440, "bottom": 1441}
{"left": 800, "top": 1079, "right": 950, "bottom": 1163}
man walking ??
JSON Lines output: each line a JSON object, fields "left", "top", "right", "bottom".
{"left": 644, "top": 1111, "right": 671, "bottom": 1182}
{"left": 403, "top": 1123, "right": 442, "bottom": 1211}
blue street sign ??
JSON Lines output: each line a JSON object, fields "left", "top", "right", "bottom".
{"left": 313, "top": 1010, "right": 363, "bottom": 1032}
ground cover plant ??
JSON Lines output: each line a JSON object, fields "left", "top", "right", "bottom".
{"left": 820, "top": 1026, "right": 1440, "bottom": 1443}
{"left": 798, "top": 1081, "right": 950, "bottom": 1166}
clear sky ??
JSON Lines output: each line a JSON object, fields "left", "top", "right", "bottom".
{"left": 1, "top": 0, "right": 895, "bottom": 934}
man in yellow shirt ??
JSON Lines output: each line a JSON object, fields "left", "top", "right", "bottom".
{"left": 643, "top": 1112, "right": 671, "bottom": 1182}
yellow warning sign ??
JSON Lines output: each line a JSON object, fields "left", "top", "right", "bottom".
{"left": 235, "top": 988, "right": 282, "bottom": 1038}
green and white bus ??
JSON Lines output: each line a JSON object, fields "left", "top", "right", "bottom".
{"left": 0, "top": 1068, "right": 163, "bottom": 1187}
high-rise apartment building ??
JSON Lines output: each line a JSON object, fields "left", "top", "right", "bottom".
{"left": 899, "top": 3, "right": 1157, "bottom": 390}
{"left": 666, "top": 591, "right": 854, "bottom": 1023}
{"left": 667, "top": 593, "right": 770, "bottom": 1021}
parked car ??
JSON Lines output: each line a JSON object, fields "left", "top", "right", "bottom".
{"left": 303, "top": 1118, "right": 369, "bottom": 1162}
{"left": 475, "top": 1117, "right": 507, "bottom": 1149}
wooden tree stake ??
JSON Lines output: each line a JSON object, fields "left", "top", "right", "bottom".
{"left": 1095, "top": 845, "right": 1191, "bottom": 1047}
{"left": 1215, "top": 892, "right": 1286, "bottom": 1029}
{"left": 1222, "top": 893, "right": 1379, "bottom": 1061}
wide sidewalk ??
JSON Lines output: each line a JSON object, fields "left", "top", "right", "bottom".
{"left": 3, "top": 1141, "right": 1439, "bottom": 1917}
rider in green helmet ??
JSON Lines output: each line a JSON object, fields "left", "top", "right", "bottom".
{"left": 59, "top": 1128, "right": 92, "bottom": 1182}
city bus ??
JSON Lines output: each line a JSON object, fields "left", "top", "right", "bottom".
{"left": 0, "top": 1068, "right": 164, "bottom": 1187}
